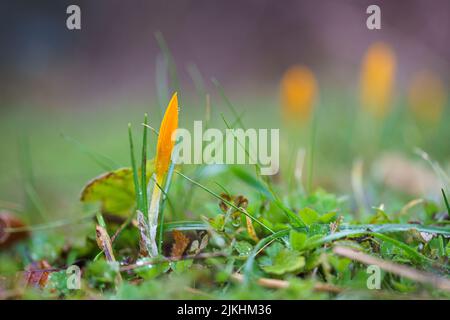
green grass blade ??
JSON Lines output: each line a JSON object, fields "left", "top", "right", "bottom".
{"left": 222, "top": 114, "right": 306, "bottom": 228}
{"left": 442, "top": 189, "right": 450, "bottom": 215}
{"left": 24, "top": 183, "right": 47, "bottom": 221}
{"left": 230, "top": 166, "right": 305, "bottom": 227}
{"left": 157, "top": 160, "right": 176, "bottom": 252}
{"left": 141, "top": 114, "right": 149, "bottom": 215}
{"left": 157, "top": 137, "right": 183, "bottom": 252}
{"left": 4, "top": 211, "right": 97, "bottom": 233}
{"left": 307, "top": 110, "right": 318, "bottom": 193}
{"left": 243, "top": 229, "right": 290, "bottom": 285}
{"left": 163, "top": 221, "right": 209, "bottom": 232}
{"left": 302, "top": 223, "right": 450, "bottom": 251}
{"left": 18, "top": 135, "right": 47, "bottom": 221}
{"left": 18, "top": 134, "right": 35, "bottom": 187}
{"left": 372, "top": 232, "right": 435, "bottom": 265}
{"left": 128, "top": 123, "right": 142, "bottom": 212}
{"left": 212, "top": 78, "right": 245, "bottom": 128}
{"left": 95, "top": 212, "right": 106, "bottom": 228}
{"left": 155, "top": 31, "right": 180, "bottom": 94}
{"left": 230, "top": 167, "right": 289, "bottom": 203}
{"left": 61, "top": 133, "right": 118, "bottom": 171}
{"left": 341, "top": 223, "right": 450, "bottom": 236}
{"left": 155, "top": 53, "right": 169, "bottom": 113}
{"left": 415, "top": 148, "right": 450, "bottom": 190}
{"left": 187, "top": 63, "right": 206, "bottom": 100}
{"left": 175, "top": 170, "right": 275, "bottom": 235}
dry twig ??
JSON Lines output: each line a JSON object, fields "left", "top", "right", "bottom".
{"left": 231, "top": 273, "right": 343, "bottom": 293}
{"left": 333, "top": 246, "right": 450, "bottom": 292}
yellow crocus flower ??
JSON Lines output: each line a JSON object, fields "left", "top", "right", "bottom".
{"left": 280, "top": 65, "right": 318, "bottom": 121}
{"left": 360, "top": 42, "right": 396, "bottom": 118}
{"left": 408, "top": 70, "right": 446, "bottom": 123}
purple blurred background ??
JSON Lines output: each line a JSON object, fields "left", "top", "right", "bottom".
{"left": 1, "top": 0, "right": 449, "bottom": 109}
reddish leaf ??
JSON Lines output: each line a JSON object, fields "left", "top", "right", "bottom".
{"left": 0, "top": 211, "right": 29, "bottom": 249}
{"left": 24, "top": 260, "right": 53, "bottom": 289}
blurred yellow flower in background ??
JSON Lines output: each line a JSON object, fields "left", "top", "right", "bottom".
{"left": 360, "top": 42, "right": 396, "bottom": 118}
{"left": 280, "top": 65, "right": 318, "bottom": 121}
{"left": 408, "top": 70, "right": 447, "bottom": 124}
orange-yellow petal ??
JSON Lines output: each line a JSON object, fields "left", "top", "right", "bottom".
{"left": 155, "top": 92, "right": 179, "bottom": 182}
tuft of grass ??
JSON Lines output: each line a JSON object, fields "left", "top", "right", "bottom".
{"left": 155, "top": 31, "right": 180, "bottom": 94}
{"left": 442, "top": 188, "right": 450, "bottom": 215}
{"left": 307, "top": 109, "right": 318, "bottom": 193}
{"left": 19, "top": 134, "right": 47, "bottom": 221}
{"left": 175, "top": 170, "right": 275, "bottom": 234}
{"left": 61, "top": 133, "right": 118, "bottom": 171}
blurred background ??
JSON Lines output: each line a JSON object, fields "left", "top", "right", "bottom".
{"left": 1, "top": 0, "right": 449, "bottom": 105}
{"left": 0, "top": 0, "right": 449, "bottom": 215}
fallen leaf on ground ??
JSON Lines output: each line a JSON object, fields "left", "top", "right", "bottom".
{"left": 0, "top": 211, "right": 29, "bottom": 249}
{"left": 23, "top": 260, "right": 53, "bottom": 289}
{"left": 171, "top": 230, "right": 190, "bottom": 259}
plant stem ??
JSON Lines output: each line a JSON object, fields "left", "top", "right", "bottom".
{"left": 148, "top": 180, "right": 162, "bottom": 257}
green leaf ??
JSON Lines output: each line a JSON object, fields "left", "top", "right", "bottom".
{"left": 424, "top": 200, "right": 439, "bottom": 219}
{"left": 235, "top": 241, "right": 253, "bottom": 256}
{"left": 260, "top": 245, "right": 305, "bottom": 275}
{"left": 303, "top": 234, "right": 326, "bottom": 249}
{"left": 319, "top": 211, "right": 336, "bottom": 223}
{"left": 298, "top": 207, "right": 320, "bottom": 226}
{"left": 301, "top": 190, "right": 339, "bottom": 214}
{"left": 328, "top": 255, "right": 351, "bottom": 273}
{"left": 170, "top": 260, "right": 193, "bottom": 274}
{"left": 290, "top": 230, "right": 307, "bottom": 251}
{"left": 80, "top": 160, "right": 154, "bottom": 215}
{"left": 369, "top": 207, "right": 393, "bottom": 224}
{"left": 46, "top": 271, "right": 70, "bottom": 295}
{"left": 243, "top": 229, "right": 290, "bottom": 284}
{"left": 206, "top": 214, "right": 225, "bottom": 232}
{"left": 135, "top": 258, "right": 170, "bottom": 280}
{"left": 304, "top": 251, "right": 321, "bottom": 271}
{"left": 85, "top": 260, "right": 120, "bottom": 288}
{"left": 446, "top": 241, "right": 450, "bottom": 258}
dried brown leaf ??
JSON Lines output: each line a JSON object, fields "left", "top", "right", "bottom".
{"left": 95, "top": 225, "right": 116, "bottom": 262}
{"left": 199, "top": 234, "right": 209, "bottom": 250}
{"left": 234, "top": 195, "right": 248, "bottom": 209}
{"left": 245, "top": 215, "right": 259, "bottom": 242}
{"left": 171, "top": 230, "right": 190, "bottom": 259}
{"left": 219, "top": 193, "right": 232, "bottom": 213}
{"left": 23, "top": 260, "right": 52, "bottom": 289}
{"left": 136, "top": 210, "right": 150, "bottom": 257}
